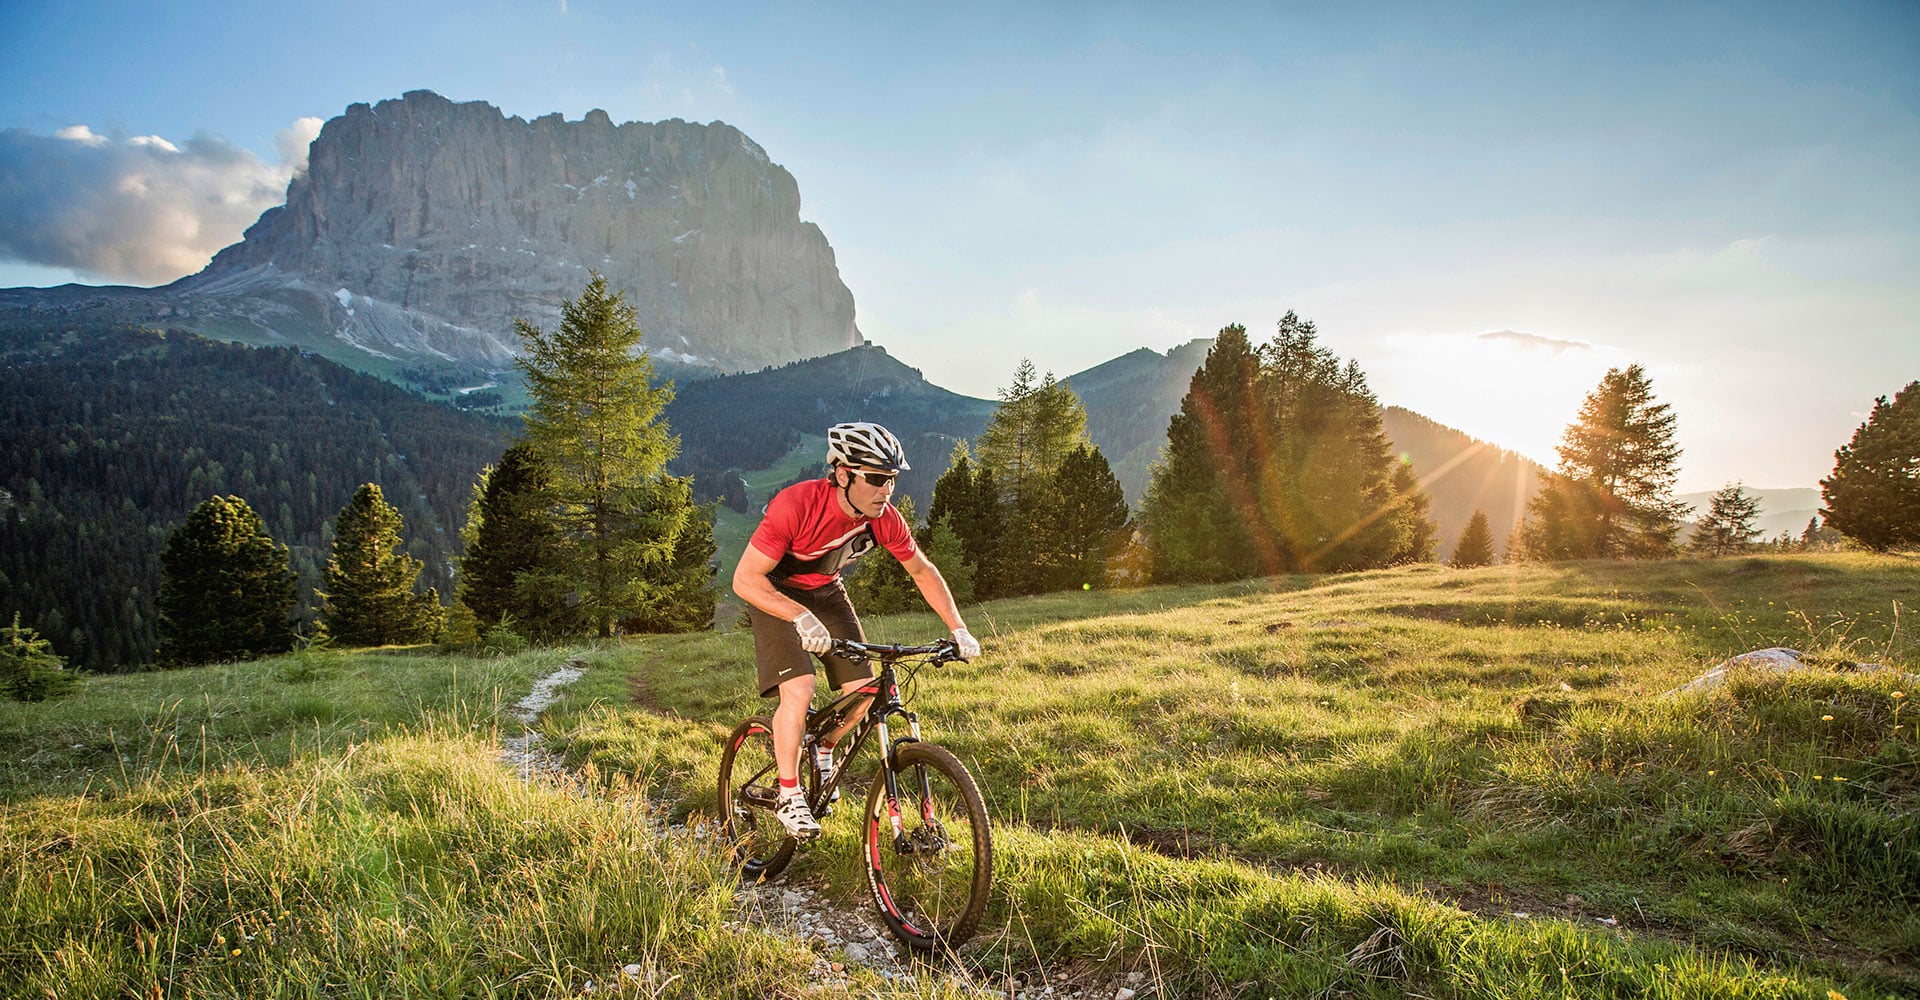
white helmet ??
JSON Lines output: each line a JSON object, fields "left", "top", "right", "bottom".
{"left": 826, "top": 422, "right": 910, "bottom": 472}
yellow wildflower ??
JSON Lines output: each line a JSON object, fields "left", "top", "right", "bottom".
{"left": 1822, "top": 715, "right": 1834, "bottom": 721}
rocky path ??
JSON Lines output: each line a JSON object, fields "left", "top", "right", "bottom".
{"left": 497, "top": 657, "right": 1155, "bottom": 1000}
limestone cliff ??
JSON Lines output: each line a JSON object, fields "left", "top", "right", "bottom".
{"left": 0, "top": 90, "right": 864, "bottom": 373}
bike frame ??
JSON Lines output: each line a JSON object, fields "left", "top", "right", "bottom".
{"left": 805, "top": 640, "right": 949, "bottom": 834}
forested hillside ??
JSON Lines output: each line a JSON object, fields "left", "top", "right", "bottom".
{"left": 0, "top": 323, "right": 508, "bottom": 670}
{"left": 664, "top": 344, "right": 995, "bottom": 505}
{"left": 1380, "top": 406, "right": 1547, "bottom": 559}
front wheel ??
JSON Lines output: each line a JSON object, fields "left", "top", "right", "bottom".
{"left": 718, "top": 716, "right": 796, "bottom": 881}
{"left": 863, "top": 742, "right": 992, "bottom": 950}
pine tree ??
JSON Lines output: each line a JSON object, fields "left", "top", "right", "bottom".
{"left": 457, "top": 444, "right": 582, "bottom": 641}
{"left": 516, "top": 275, "right": 708, "bottom": 635}
{"left": 1043, "top": 444, "right": 1131, "bottom": 589}
{"left": 157, "top": 495, "right": 296, "bottom": 666}
{"left": 1141, "top": 325, "right": 1264, "bottom": 583}
{"left": 2, "top": 612, "right": 78, "bottom": 702}
{"left": 318, "top": 484, "right": 442, "bottom": 646}
{"left": 1821, "top": 380, "right": 1920, "bottom": 552}
{"left": 1451, "top": 510, "right": 1496, "bottom": 568}
{"left": 1518, "top": 364, "right": 1685, "bottom": 560}
{"left": 1688, "top": 483, "right": 1763, "bottom": 557}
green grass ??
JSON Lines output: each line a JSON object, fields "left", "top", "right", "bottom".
{"left": 555, "top": 551, "right": 1918, "bottom": 998}
{"left": 4, "top": 552, "right": 1914, "bottom": 997}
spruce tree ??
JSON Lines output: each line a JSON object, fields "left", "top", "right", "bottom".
{"left": 2, "top": 612, "right": 78, "bottom": 701}
{"left": 927, "top": 445, "right": 995, "bottom": 597}
{"left": 1144, "top": 315, "right": 1418, "bottom": 580}
{"left": 1043, "top": 444, "right": 1131, "bottom": 589}
{"left": 1821, "top": 380, "right": 1920, "bottom": 551}
{"left": 516, "top": 275, "right": 706, "bottom": 635}
{"left": 1141, "top": 325, "right": 1263, "bottom": 583}
{"left": 1518, "top": 364, "right": 1685, "bottom": 560}
{"left": 844, "top": 495, "right": 920, "bottom": 615}
{"left": 1386, "top": 459, "right": 1438, "bottom": 564}
{"left": 1451, "top": 510, "right": 1497, "bottom": 568}
{"left": 458, "top": 444, "right": 581, "bottom": 640}
{"left": 620, "top": 475, "right": 718, "bottom": 633}
{"left": 1688, "top": 483, "right": 1763, "bottom": 557}
{"left": 157, "top": 496, "right": 296, "bottom": 666}
{"left": 921, "top": 514, "right": 976, "bottom": 605}
{"left": 319, "top": 484, "right": 442, "bottom": 646}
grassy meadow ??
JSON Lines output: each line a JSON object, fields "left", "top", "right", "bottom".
{"left": 3, "top": 552, "right": 1915, "bottom": 998}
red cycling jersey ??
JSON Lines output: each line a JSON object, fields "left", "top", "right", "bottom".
{"left": 748, "top": 478, "right": 917, "bottom": 590}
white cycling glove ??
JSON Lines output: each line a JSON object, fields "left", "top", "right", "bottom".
{"left": 792, "top": 611, "right": 833, "bottom": 654}
{"left": 951, "top": 627, "right": 980, "bottom": 660}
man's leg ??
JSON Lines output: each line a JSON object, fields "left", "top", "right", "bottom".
{"left": 771, "top": 673, "right": 816, "bottom": 786}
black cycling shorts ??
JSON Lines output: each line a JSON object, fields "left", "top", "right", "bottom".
{"left": 748, "top": 579, "right": 871, "bottom": 697}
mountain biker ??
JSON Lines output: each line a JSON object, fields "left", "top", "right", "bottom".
{"left": 732, "top": 421, "right": 980, "bottom": 839}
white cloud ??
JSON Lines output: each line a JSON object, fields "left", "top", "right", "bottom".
{"left": 54, "top": 125, "right": 109, "bottom": 147}
{"left": 1475, "top": 330, "right": 1592, "bottom": 353}
{"left": 712, "top": 65, "right": 734, "bottom": 96}
{"left": 0, "top": 117, "right": 318, "bottom": 285}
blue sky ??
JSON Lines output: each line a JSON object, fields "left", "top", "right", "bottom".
{"left": 3, "top": 1, "right": 1916, "bottom": 495}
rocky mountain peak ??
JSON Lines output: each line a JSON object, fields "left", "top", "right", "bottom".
{"left": 194, "top": 90, "right": 861, "bottom": 370}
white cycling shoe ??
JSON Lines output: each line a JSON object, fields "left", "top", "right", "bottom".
{"left": 775, "top": 793, "right": 821, "bottom": 840}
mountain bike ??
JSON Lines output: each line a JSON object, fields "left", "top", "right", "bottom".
{"left": 717, "top": 638, "right": 992, "bottom": 950}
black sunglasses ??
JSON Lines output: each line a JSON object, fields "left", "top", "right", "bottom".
{"left": 850, "top": 470, "right": 898, "bottom": 487}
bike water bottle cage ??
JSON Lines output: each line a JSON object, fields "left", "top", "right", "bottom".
{"left": 772, "top": 523, "right": 877, "bottom": 582}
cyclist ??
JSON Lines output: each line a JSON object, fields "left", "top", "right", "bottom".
{"left": 732, "top": 421, "right": 980, "bottom": 839}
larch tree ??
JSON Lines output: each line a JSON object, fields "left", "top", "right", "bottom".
{"left": 1518, "top": 364, "right": 1686, "bottom": 560}
{"left": 319, "top": 483, "right": 442, "bottom": 647}
{"left": 157, "top": 495, "right": 296, "bottom": 666}
{"left": 1821, "top": 380, "right": 1920, "bottom": 551}
{"left": 1688, "top": 483, "right": 1763, "bottom": 557}
{"left": 515, "top": 275, "right": 707, "bottom": 635}
{"left": 973, "top": 360, "right": 1094, "bottom": 596}
{"left": 1451, "top": 510, "right": 1497, "bottom": 568}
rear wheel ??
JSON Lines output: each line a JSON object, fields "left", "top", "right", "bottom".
{"left": 863, "top": 742, "right": 992, "bottom": 950}
{"left": 718, "top": 716, "right": 796, "bottom": 881}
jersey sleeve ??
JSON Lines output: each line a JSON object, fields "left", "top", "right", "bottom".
{"left": 748, "top": 486, "right": 801, "bottom": 561}
{"left": 875, "top": 505, "right": 919, "bottom": 562}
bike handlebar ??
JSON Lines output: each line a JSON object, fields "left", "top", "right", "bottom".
{"left": 830, "top": 638, "right": 963, "bottom": 663}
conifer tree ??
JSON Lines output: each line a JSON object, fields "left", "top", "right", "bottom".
{"left": 1386, "top": 459, "right": 1438, "bottom": 564}
{"left": 1043, "top": 444, "right": 1131, "bottom": 589}
{"left": 319, "top": 484, "right": 442, "bottom": 646}
{"left": 1143, "top": 315, "right": 1420, "bottom": 579}
{"left": 927, "top": 445, "right": 994, "bottom": 597}
{"left": 921, "top": 514, "right": 976, "bottom": 606}
{"left": 1689, "top": 483, "right": 1763, "bottom": 557}
{"left": 1142, "top": 325, "right": 1263, "bottom": 583}
{"left": 157, "top": 495, "right": 296, "bottom": 666}
{"left": 458, "top": 444, "right": 581, "bottom": 640}
{"left": 1821, "top": 380, "right": 1920, "bottom": 551}
{"left": 2, "top": 612, "right": 78, "bottom": 701}
{"left": 516, "top": 275, "right": 708, "bottom": 634}
{"left": 1518, "top": 364, "right": 1685, "bottom": 560}
{"left": 975, "top": 360, "right": 1090, "bottom": 501}
{"left": 1451, "top": 509, "right": 1497, "bottom": 568}
{"left": 844, "top": 495, "right": 920, "bottom": 615}
{"left": 620, "top": 476, "right": 718, "bottom": 633}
